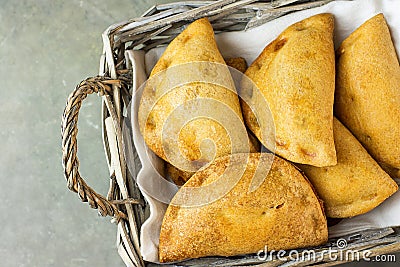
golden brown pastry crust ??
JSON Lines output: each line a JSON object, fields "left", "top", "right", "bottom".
{"left": 298, "top": 118, "right": 398, "bottom": 218}
{"left": 242, "top": 13, "right": 336, "bottom": 167}
{"left": 165, "top": 130, "right": 260, "bottom": 186}
{"left": 225, "top": 57, "right": 248, "bottom": 73}
{"left": 159, "top": 153, "right": 328, "bottom": 262}
{"left": 225, "top": 56, "right": 262, "bottom": 153}
{"left": 165, "top": 162, "right": 194, "bottom": 186}
{"left": 335, "top": 13, "right": 400, "bottom": 178}
{"left": 163, "top": 55, "right": 256, "bottom": 186}
{"left": 139, "top": 18, "right": 253, "bottom": 174}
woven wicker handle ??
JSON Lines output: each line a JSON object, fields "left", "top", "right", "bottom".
{"left": 61, "top": 76, "right": 126, "bottom": 220}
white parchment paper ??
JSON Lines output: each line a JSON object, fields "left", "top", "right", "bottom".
{"left": 125, "top": 0, "right": 400, "bottom": 262}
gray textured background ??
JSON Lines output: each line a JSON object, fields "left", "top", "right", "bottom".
{"left": 0, "top": 0, "right": 397, "bottom": 266}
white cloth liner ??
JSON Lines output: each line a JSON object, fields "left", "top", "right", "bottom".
{"left": 125, "top": 0, "right": 400, "bottom": 262}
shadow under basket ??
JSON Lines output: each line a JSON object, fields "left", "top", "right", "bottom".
{"left": 61, "top": 0, "right": 400, "bottom": 266}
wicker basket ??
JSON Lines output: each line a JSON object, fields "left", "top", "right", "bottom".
{"left": 61, "top": 0, "right": 400, "bottom": 266}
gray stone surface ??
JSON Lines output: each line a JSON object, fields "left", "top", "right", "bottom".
{"left": 0, "top": 0, "right": 397, "bottom": 266}
{"left": 0, "top": 1, "right": 174, "bottom": 266}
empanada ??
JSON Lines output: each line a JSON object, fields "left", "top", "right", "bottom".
{"left": 298, "top": 118, "right": 398, "bottom": 218}
{"left": 242, "top": 13, "right": 336, "bottom": 167}
{"left": 335, "top": 14, "right": 400, "bottom": 178}
{"left": 159, "top": 153, "right": 328, "bottom": 262}
{"left": 139, "top": 18, "right": 252, "bottom": 174}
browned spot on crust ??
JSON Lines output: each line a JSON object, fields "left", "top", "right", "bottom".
{"left": 274, "top": 38, "right": 287, "bottom": 51}
{"left": 295, "top": 24, "right": 306, "bottom": 31}
{"left": 276, "top": 139, "right": 288, "bottom": 149}
{"left": 300, "top": 148, "right": 317, "bottom": 158}
{"left": 146, "top": 114, "right": 157, "bottom": 130}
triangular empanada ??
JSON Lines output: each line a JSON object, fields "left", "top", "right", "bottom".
{"left": 242, "top": 13, "right": 336, "bottom": 167}
{"left": 139, "top": 18, "right": 252, "bottom": 174}
{"left": 298, "top": 118, "right": 398, "bottom": 218}
{"left": 159, "top": 153, "right": 327, "bottom": 262}
{"left": 162, "top": 54, "right": 260, "bottom": 186}
{"left": 335, "top": 14, "right": 400, "bottom": 178}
